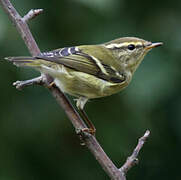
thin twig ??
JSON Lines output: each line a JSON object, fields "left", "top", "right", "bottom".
{"left": 23, "top": 9, "right": 43, "bottom": 22}
{"left": 13, "top": 76, "right": 44, "bottom": 90}
{"left": 120, "top": 130, "right": 150, "bottom": 174}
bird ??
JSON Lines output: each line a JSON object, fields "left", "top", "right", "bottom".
{"left": 6, "top": 37, "right": 162, "bottom": 134}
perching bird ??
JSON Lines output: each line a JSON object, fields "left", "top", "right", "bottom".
{"left": 6, "top": 37, "right": 162, "bottom": 133}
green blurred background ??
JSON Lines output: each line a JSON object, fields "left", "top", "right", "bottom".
{"left": 0, "top": 0, "right": 181, "bottom": 179}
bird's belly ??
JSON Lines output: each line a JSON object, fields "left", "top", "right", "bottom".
{"left": 54, "top": 71, "right": 128, "bottom": 99}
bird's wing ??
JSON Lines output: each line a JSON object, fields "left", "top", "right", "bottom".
{"left": 36, "top": 46, "right": 125, "bottom": 83}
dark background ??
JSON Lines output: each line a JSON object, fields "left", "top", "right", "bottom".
{"left": 0, "top": 0, "right": 181, "bottom": 179}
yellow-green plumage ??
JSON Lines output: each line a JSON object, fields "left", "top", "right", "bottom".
{"left": 6, "top": 37, "right": 162, "bottom": 109}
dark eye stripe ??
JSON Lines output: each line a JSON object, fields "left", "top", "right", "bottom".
{"left": 126, "top": 44, "right": 143, "bottom": 49}
{"left": 108, "top": 44, "right": 143, "bottom": 50}
{"left": 135, "top": 44, "right": 142, "bottom": 48}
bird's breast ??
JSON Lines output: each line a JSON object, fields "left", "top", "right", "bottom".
{"left": 54, "top": 69, "right": 131, "bottom": 99}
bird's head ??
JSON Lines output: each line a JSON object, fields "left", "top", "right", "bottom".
{"left": 105, "top": 37, "right": 162, "bottom": 73}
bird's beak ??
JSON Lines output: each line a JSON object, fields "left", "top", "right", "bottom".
{"left": 145, "top": 42, "right": 163, "bottom": 50}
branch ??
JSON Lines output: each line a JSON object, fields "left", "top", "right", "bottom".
{"left": 120, "top": 130, "right": 150, "bottom": 174}
{"left": 0, "top": 1, "right": 150, "bottom": 179}
{"left": 13, "top": 76, "right": 44, "bottom": 90}
{"left": 22, "top": 9, "right": 43, "bottom": 22}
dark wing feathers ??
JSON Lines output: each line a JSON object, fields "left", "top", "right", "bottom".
{"left": 36, "top": 55, "right": 99, "bottom": 76}
{"left": 36, "top": 47, "right": 125, "bottom": 83}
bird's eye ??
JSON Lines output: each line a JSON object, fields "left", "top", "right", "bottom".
{"left": 128, "top": 44, "right": 135, "bottom": 51}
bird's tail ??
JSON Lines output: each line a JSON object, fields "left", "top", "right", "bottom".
{"left": 5, "top": 56, "right": 41, "bottom": 67}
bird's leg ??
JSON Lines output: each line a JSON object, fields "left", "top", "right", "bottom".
{"left": 47, "top": 81, "right": 56, "bottom": 88}
{"left": 76, "top": 97, "right": 96, "bottom": 135}
{"left": 79, "top": 108, "right": 96, "bottom": 135}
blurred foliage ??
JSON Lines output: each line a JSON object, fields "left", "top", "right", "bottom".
{"left": 0, "top": 0, "right": 181, "bottom": 179}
